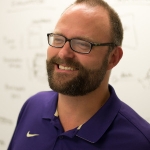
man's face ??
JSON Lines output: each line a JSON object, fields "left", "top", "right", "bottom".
{"left": 46, "top": 4, "right": 112, "bottom": 96}
{"left": 46, "top": 52, "right": 109, "bottom": 96}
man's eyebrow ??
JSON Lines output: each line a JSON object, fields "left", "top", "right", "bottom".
{"left": 53, "top": 32, "right": 64, "bottom": 36}
{"left": 73, "top": 36, "right": 94, "bottom": 42}
{"left": 54, "top": 32, "right": 94, "bottom": 42}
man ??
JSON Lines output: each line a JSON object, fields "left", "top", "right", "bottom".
{"left": 8, "top": 0, "right": 150, "bottom": 149}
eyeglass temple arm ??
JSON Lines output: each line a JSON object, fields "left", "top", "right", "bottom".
{"left": 93, "top": 43, "right": 117, "bottom": 47}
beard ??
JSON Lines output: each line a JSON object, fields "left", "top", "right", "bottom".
{"left": 46, "top": 54, "right": 109, "bottom": 96}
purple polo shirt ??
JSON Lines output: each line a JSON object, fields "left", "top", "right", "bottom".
{"left": 8, "top": 85, "right": 150, "bottom": 150}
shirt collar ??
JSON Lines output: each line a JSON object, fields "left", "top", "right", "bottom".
{"left": 42, "top": 85, "right": 121, "bottom": 143}
{"left": 76, "top": 85, "right": 121, "bottom": 143}
{"left": 42, "top": 91, "right": 58, "bottom": 120}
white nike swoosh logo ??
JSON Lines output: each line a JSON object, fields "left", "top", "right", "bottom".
{"left": 26, "top": 131, "right": 39, "bottom": 137}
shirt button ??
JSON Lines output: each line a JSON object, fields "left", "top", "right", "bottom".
{"left": 59, "top": 136, "right": 64, "bottom": 139}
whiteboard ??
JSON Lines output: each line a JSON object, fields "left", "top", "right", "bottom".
{"left": 0, "top": 0, "right": 150, "bottom": 149}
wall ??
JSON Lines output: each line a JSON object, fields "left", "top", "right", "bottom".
{"left": 0, "top": 0, "right": 150, "bottom": 149}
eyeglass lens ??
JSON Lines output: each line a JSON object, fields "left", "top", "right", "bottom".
{"left": 48, "top": 34, "right": 91, "bottom": 53}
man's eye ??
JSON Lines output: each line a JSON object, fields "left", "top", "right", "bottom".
{"left": 53, "top": 38, "right": 64, "bottom": 43}
{"left": 77, "top": 41, "right": 90, "bottom": 49}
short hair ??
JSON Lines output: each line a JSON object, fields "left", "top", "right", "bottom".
{"left": 74, "top": 0, "right": 123, "bottom": 46}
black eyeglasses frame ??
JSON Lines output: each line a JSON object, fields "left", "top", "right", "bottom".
{"left": 47, "top": 33, "right": 117, "bottom": 54}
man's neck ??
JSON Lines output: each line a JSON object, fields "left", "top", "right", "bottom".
{"left": 57, "top": 84, "right": 110, "bottom": 132}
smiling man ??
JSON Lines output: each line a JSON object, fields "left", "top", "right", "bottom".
{"left": 8, "top": 0, "right": 150, "bottom": 150}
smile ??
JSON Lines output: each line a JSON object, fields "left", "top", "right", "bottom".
{"left": 59, "top": 65, "right": 77, "bottom": 71}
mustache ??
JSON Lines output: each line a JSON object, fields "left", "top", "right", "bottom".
{"left": 47, "top": 56, "right": 81, "bottom": 69}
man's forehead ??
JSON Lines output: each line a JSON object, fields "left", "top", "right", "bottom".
{"left": 58, "top": 4, "right": 110, "bottom": 29}
{"left": 54, "top": 3, "right": 111, "bottom": 42}
{"left": 62, "top": 4, "right": 108, "bottom": 18}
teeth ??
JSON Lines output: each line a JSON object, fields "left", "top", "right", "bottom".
{"left": 59, "top": 65, "right": 75, "bottom": 70}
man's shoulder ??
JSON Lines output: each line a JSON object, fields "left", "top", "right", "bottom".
{"left": 29, "top": 90, "right": 57, "bottom": 99}
{"left": 16, "top": 91, "right": 58, "bottom": 123}
{"left": 117, "top": 101, "right": 150, "bottom": 142}
{"left": 19, "top": 91, "right": 58, "bottom": 115}
{"left": 26, "top": 90, "right": 58, "bottom": 104}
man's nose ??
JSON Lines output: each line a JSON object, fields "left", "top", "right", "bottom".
{"left": 58, "top": 41, "right": 75, "bottom": 59}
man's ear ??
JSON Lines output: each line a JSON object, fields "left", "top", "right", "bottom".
{"left": 107, "top": 46, "right": 123, "bottom": 70}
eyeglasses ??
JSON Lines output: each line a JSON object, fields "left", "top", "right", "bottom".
{"left": 47, "top": 33, "right": 117, "bottom": 54}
